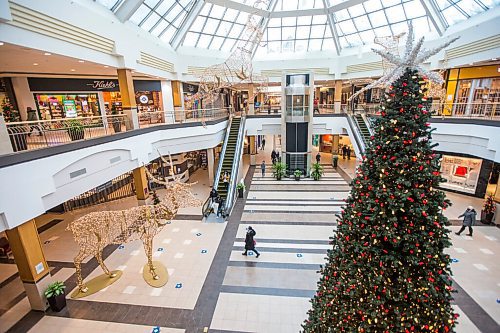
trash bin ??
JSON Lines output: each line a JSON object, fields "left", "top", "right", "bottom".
{"left": 332, "top": 155, "right": 338, "bottom": 168}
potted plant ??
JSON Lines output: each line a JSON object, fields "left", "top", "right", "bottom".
{"left": 332, "top": 154, "right": 339, "bottom": 168}
{"left": 66, "top": 119, "right": 84, "bottom": 141}
{"left": 111, "top": 104, "right": 122, "bottom": 133}
{"left": 311, "top": 162, "right": 324, "bottom": 181}
{"left": 481, "top": 194, "right": 496, "bottom": 225}
{"left": 272, "top": 162, "right": 287, "bottom": 180}
{"left": 294, "top": 169, "right": 302, "bottom": 181}
{"left": 236, "top": 182, "right": 246, "bottom": 198}
{"left": 44, "top": 281, "right": 66, "bottom": 312}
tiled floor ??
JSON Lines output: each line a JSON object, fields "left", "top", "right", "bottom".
{"left": 2, "top": 136, "right": 499, "bottom": 332}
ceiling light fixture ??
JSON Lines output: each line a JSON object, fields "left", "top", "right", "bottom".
{"left": 492, "top": 58, "right": 498, "bottom": 61}
{"left": 44, "top": 52, "right": 51, "bottom": 55}
{"left": 104, "top": 65, "right": 109, "bottom": 68}
{"left": 33, "top": 63, "right": 39, "bottom": 66}
{"left": 0, "top": 42, "right": 4, "bottom": 46}
{"left": 78, "top": 60, "right": 84, "bottom": 63}
{"left": 70, "top": 69, "right": 76, "bottom": 71}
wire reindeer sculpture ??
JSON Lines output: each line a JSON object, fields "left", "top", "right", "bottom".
{"left": 67, "top": 154, "right": 202, "bottom": 294}
{"left": 192, "top": 0, "right": 271, "bottom": 118}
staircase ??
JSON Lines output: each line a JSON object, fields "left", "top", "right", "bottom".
{"left": 354, "top": 114, "right": 371, "bottom": 144}
{"left": 216, "top": 117, "right": 242, "bottom": 201}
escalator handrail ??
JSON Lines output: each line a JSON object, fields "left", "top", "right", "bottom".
{"left": 224, "top": 115, "right": 246, "bottom": 216}
{"left": 346, "top": 113, "right": 366, "bottom": 155}
{"left": 359, "top": 112, "right": 374, "bottom": 136}
{"left": 202, "top": 109, "right": 233, "bottom": 216}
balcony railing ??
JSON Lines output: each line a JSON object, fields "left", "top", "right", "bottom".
{"left": 4, "top": 107, "right": 231, "bottom": 153}
{"left": 6, "top": 115, "right": 127, "bottom": 152}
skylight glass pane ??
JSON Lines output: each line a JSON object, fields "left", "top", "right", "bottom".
{"left": 191, "top": 17, "right": 206, "bottom": 32}
{"left": 283, "top": 27, "right": 296, "bottom": 40}
{"left": 441, "top": 6, "right": 468, "bottom": 25}
{"left": 323, "top": 38, "right": 335, "bottom": 50}
{"left": 160, "top": 26, "right": 176, "bottom": 41}
{"left": 359, "top": 29, "right": 375, "bottom": 43}
{"left": 184, "top": 32, "right": 199, "bottom": 46}
{"left": 338, "top": 19, "right": 357, "bottom": 34}
{"left": 296, "top": 26, "right": 311, "bottom": 39}
{"left": 310, "top": 25, "right": 325, "bottom": 38}
{"left": 368, "top": 11, "right": 388, "bottom": 27}
{"left": 129, "top": 4, "right": 150, "bottom": 24}
{"left": 364, "top": 0, "right": 383, "bottom": 12}
{"left": 282, "top": 40, "right": 294, "bottom": 52}
{"left": 349, "top": 4, "right": 367, "bottom": 16}
{"left": 211, "top": 36, "right": 225, "bottom": 50}
{"left": 142, "top": 13, "right": 161, "bottom": 31}
{"left": 268, "top": 27, "right": 281, "bottom": 40}
{"left": 312, "top": 15, "right": 327, "bottom": 24}
{"left": 354, "top": 15, "right": 371, "bottom": 30}
{"left": 204, "top": 18, "right": 219, "bottom": 34}
{"left": 268, "top": 18, "right": 281, "bottom": 27}
{"left": 308, "top": 39, "right": 322, "bottom": 51}
{"left": 295, "top": 39, "right": 308, "bottom": 51}
{"left": 385, "top": 5, "right": 406, "bottom": 23}
{"left": 221, "top": 38, "right": 237, "bottom": 51}
{"left": 282, "top": 17, "right": 297, "bottom": 26}
{"left": 197, "top": 35, "right": 212, "bottom": 48}
{"left": 224, "top": 8, "right": 239, "bottom": 19}
{"left": 455, "top": 0, "right": 485, "bottom": 15}
{"left": 95, "top": 0, "right": 122, "bottom": 10}
{"left": 210, "top": 5, "right": 226, "bottom": 18}
{"left": 297, "top": 16, "right": 312, "bottom": 25}
{"left": 403, "top": 0, "right": 426, "bottom": 18}
{"left": 151, "top": 19, "right": 169, "bottom": 36}
{"left": 334, "top": 9, "right": 350, "bottom": 21}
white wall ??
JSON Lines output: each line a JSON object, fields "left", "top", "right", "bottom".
{"left": 11, "top": 77, "right": 37, "bottom": 120}
{"left": 0, "top": 120, "right": 227, "bottom": 232}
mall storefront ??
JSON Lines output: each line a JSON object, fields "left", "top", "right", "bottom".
{"left": 28, "top": 78, "right": 163, "bottom": 119}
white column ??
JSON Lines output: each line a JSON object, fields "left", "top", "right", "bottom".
{"left": 11, "top": 77, "right": 37, "bottom": 121}
{"left": 97, "top": 92, "right": 108, "bottom": 131}
{"left": 207, "top": 148, "right": 215, "bottom": 185}
{"left": 161, "top": 80, "right": 175, "bottom": 124}
{"left": 0, "top": 116, "right": 14, "bottom": 154}
{"left": 248, "top": 85, "right": 254, "bottom": 115}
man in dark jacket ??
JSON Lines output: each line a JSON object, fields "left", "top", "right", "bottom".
{"left": 242, "top": 226, "right": 260, "bottom": 258}
{"left": 316, "top": 152, "right": 321, "bottom": 163}
{"left": 456, "top": 206, "right": 476, "bottom": 236}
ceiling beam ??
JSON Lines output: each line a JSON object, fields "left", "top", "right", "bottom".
{"left": 418, "top": 0, "right": 447, "bottom": 36}
{"left": 114, "top": 0, "right": 145, "bottom": 22}
{"left": 251, "top": 0, "right": 279, "bottom": 58}
{"left": 171, "top": 0, "right": 205, "bottom": 50}
{"left": 322, "top": 0, "right": 341, "bottom": 55}
{"left": 205, "top": 0, "right": 269, "bottom": 17}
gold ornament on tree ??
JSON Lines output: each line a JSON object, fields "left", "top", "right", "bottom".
{"left": 67, "top": 154, "right": 201, "bottom": 298}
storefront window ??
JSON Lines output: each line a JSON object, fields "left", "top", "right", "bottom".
{"left": 454, "top": 77, "right": 500, "bottom": 116}
{"left": 440, "top": 155, "right": 482, "bottom": 194}
{"left": 35, "top": 94, "right": 100, "bottom": 119}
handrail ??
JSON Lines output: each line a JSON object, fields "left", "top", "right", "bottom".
{"left": 359, "top": 112, "right": 374, "bottom": 136}
{"left": 346, "top": 113, "right": 365, "bottom": 155}
{"left": 224, "top": 115, "right": 246, "bottom": 216}
{"left": 201, "top": 112, "right": 233, "bottom": 217}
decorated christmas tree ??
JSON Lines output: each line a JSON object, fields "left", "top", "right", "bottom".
{"left": 303, "top": 26, "right": 458, "bottom": 333}
{"left": 1, "top": 98, "right": 20, "bottom": 122}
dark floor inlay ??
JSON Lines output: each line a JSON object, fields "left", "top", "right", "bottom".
{"left": 221, "top": 285, "right": 314, "bottom": 298}
{"left": 174, "top": 214, "right": 203, "bottom": 220}
{"left": 228, "top": 261, "right": 321, "bottom": 271}
{"left": 235, "top": 238, "right": 331, "bottom": 245}
{"left": 239, "top": 221, "right": 338, "bottom": 226}
{"left": 37, "top": 219, "right": 64, "bottom": 234}
{"left": 233, "top": 246, "right": 327, "bottom": 254}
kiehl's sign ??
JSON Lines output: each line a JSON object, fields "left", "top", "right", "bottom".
{"left": 28, "top": 78, "right": 161, "bottom": 92}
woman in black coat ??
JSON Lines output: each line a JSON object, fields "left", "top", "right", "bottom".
{"left": 456, "top": 206, "right": 476, "bottom": 236}
{"left": 242, "top": 226, "right": 260, "bottom": 258}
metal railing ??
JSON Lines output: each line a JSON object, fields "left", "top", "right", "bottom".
{"left": 430, "top": 102, "right": 500, "bottom": 120}
{"left": 346, "top": 113, "right": 366, "bottom": 154}
{"left": 139, "top": 108, "right": 230, "bottom": 128}
{"left": 224, "top": 115, "right": 246, "bottom": 216}
{"left": 202, "top": 113, "right": 234, "bottom": 217}
{"left": 6, "top": 115, "right": 127, "bottom": 152}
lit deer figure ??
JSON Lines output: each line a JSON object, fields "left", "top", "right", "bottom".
{"left": 67, "top": 154, "right": 201, "bottom": 294}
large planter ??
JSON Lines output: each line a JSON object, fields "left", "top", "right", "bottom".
{"left": 481, "top": 210, "right": 495, "bottom": 224}
{"left": 332, "top": 156, "right": 338, "bottom": 168}
{"left": 238, "top": 188, "right": 244, "bottom": 198}
{"left": 68, "top": 128, "right": 84, "bottom": 141}
{"left": 294, "top": 175, "right": 300, "bottom": 181}
{"left": 112, "top": 121, "right": 122, "bottom": 133}
{"left": 47, "top": 292, "right": 66, "bottom": 312}
{"left": 276, "top": 175, "right": 282, "bottom": 181}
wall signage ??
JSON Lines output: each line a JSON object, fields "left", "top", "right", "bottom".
{"left": 28, "top": 78, "right": 162, "bottom": 93}
{"left": 87, "top": 80, "right": 116, "bottom": 90}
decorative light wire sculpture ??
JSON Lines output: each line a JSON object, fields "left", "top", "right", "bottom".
{"left": 350, "top": 24, "right": 459, "bottom": 101}
{"left": 67, "top": 153, "right": 202, "bottom": 295}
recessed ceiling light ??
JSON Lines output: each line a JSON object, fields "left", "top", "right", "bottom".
{"left": 492, "top": 58, "right": 498, "bottom": 61}
{"left": 0, "top": 42, "right": 4, "bottom": 46}
{"left": 78, "top": 60, "right": 84, "bottom": 63}
{"left": 70, "top": 69, "right": 76, "bottom": 71}
{"left": 44, "top": 52, "right": 51, "bottom": 56}
{"left": 104, "top": 65, "right": 109, "bottom": 68}
{"left": 33, "top": 63, "right": 39, "bottom": 66}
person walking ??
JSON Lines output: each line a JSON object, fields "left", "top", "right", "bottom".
{"left": 242, "top": 226, "right": 260, "bottom": 258}
{"left": 222, "top": 171, "right": 230, "bottom": 191}
{"left": 261, "top": 137, "right": 266, "bottom": 150}
{"left": 209, "top": 188, "right": 218, "bottom": 205}
{"left": 456, "top": 206, "right": 477, "bottom": 236}
{"left": 342, "top": 145, "right": 347, "bottom": 159}
{"left": 346, "top": 146, "right": 351, "bottom": 160}
{"left": 27, "top": 107, "right": 42, "bottom": 136}
{"left": 261, "top": 161, "right": 266, "bottom": 177}
{"left": 313, "top": 98, "right": 319, "bottom": 114}
{"left": 316, "top": 152, "right": 321, "bottom": 164}
{"left": 217, "top": 197, "right": 225, "bottom": 218}
{"left": 271, "top": 150, "right": 276, "bottom": 164}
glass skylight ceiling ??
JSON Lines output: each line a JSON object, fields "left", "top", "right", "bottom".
{"left": 128, "top": 0, "right": 196, "bottom": 44}
{"left": 96, "top": 0, "right": 498, "bottom": 53}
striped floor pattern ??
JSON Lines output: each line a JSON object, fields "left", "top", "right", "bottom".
{"left": 210, "top": 166, "right": 344, "bottom": 333}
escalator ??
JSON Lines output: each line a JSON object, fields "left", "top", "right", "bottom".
{"left": 202, "top": 115, "right": 245, "bottom": 218}
{"left": 354, "top": 114, "right": 372, "bottom": 144}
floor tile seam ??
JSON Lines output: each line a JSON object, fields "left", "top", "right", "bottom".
{"left": 243, "top": 202, "right": 344, "bottom": 206}
{"left": 0, "top": 291, "right": 27, "bottom": 314}
{"left": 232, "top": 246, "right": 327, "bottom": 254}
{"left": 247, "top": 189, "right": 351, "bottom": 192}
{"left": 245, "top": 199, "right": 345, "bottom": 202}
{"left": 238, "top": 221, "right": 338, "bottom": 226}
{"left": 451, "top": 278, "right": 500, "bottom": 332}
{"left": 242, "top": 210, "right": 341, "bottom": 214}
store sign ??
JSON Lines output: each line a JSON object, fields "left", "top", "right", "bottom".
{"left": 139, "top": 95, "right": 149, "bottom": 103}
{"left": 87, "top": 80, "right": 116, "bottom": 90}
{"left": 182, "top": 83, "right": 199, "bottom": 94}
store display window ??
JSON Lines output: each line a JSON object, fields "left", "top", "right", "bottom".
{"left": 35, "top": 94, "right": 100, "bottom": 119}
{"left": 440, "top": 155, "right": 482, "bottom": 194}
